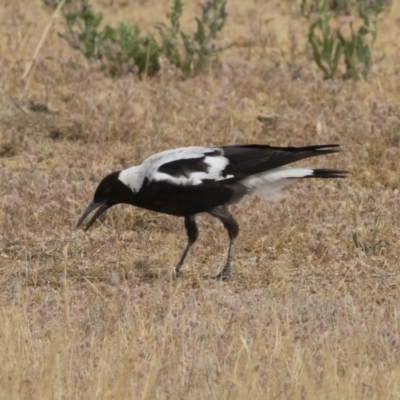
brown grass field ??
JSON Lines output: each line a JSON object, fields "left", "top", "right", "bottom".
{"left": 1, "top": 0, "right": 400, "bottom": 398}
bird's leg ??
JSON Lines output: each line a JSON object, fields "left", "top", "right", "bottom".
{"left": 173, "top": 215, "right": 199, "bottom": 278}
{"left": 208, "top": 206, "right": 239, "bottom": 281}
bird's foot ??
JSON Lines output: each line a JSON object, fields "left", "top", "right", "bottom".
{"left": 211, "top": 272, "right": 230, "bottom": 282}
{"left": 173, "top": 269, "right": 183, "bottom": 279}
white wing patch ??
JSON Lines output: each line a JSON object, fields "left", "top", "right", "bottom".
{"left": 242, "top": 166, "right": 314, "bottom": 200}
{"left": 205, "top": 155, "right": 233, "bottom": 180}
{"left": 118, "top": 146, "right": 231, "bottom": 191}
{"left": 153, "top": 154, "right": 232, "bottom": 185}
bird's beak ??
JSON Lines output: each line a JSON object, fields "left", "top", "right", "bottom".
{"left": 77, "top": 200, "right": 110, "bottom": 231}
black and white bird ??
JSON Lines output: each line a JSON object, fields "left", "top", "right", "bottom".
{"left": 77, "top": 144, "right": 346, "bottom": 281}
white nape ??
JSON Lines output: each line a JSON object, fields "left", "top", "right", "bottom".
{"left": 118, "top": 166, "right": 145, "bottom": 192}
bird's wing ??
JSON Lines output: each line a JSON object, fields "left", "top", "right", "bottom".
{"left": 142, "top": 144, "right": 341, "bottom": 188}
{"left": 145, "top": 146, "right": 233, "bottom": 186}
{"left": 221, "top": 144, "right": 341, "bottom": 176}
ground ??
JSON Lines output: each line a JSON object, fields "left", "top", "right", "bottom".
{"left": 1, "top": 0, "right": 400, "bottom": 398}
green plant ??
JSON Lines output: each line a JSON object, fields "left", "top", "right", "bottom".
{"left": 338, "top": 1, "right": 386, "bottom": 79}
{"left": 157, "top": 0, "right": 229, "bottom": 75}
{"left": 329, "top": 0, "right": 350, "bottom": 12}
{"left": 43, "top": 0, "right": 230, "bottom": 77}
{"left": 52, "top": 0, "right": 160, "bottom": 76}
{"left": 301, "top": 0, "right": 343, "bottom": 79}
{"left": 352, "top": 214, "right": 383, "bottom": 255}
{"left": 43, "top": 0, "right": 73, "bottom": 6}
{"left": 301, "top": 0, "right": 387, "bottom": 80}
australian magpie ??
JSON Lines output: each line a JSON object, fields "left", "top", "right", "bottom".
{"left": 77, "top": 144, "right": 346, "bottom": 281}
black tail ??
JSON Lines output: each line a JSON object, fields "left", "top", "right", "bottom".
{"left": 307, "top": 169, "right": 348, "bottom": 179}
{"left": 222, "top": 144, "right": 345, "bottom": 176}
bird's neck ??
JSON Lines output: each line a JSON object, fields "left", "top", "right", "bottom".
{"left": 118, "top": 166, "right": 144, "bottom": 193}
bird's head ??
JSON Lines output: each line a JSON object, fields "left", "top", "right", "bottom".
{"left": 77, "top": 171, "right": 132, "bottom": 231}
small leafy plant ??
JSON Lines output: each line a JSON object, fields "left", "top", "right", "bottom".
{"left": 158, "top": 0, "right": 229, "bottom": 75}
{"left": 43, "top": 0, "right": 229, "bottom": 77}
{"left": 301, "top": 0, "right": 387, "bottom": 80}
{"left": 352, "top": 214, "right": 383, "bottom": 255}
{"left": 47, "top": 0, "right": 160, "bottom": 76}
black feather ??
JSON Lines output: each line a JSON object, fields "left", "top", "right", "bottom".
{"left": 221, "top": 144, "right": 341, "bottom": 177}
{"left": 158, "top": 156, "right": 209, "bottom": 177}
{"left": 307, "top": 169, "right": 348, "bottom": 179}
{"left": 157, "top": 150, "right": 221, "bottom": 178}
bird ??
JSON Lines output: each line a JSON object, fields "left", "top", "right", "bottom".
{"left": 77, "top": 144, "right": 347, "bottom": 281}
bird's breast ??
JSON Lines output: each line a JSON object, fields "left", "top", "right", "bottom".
{"left": 127, "top": 181, "right": 246, "bottom": 216}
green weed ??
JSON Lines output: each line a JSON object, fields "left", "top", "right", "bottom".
{"left": 157, "top": 0, "right": 230, "bottom": 75}
{"left": 301, "top": 0, "right": 387, "bottom": 80}
{"left": 43, "top": 0, "right": 230, "bottom": 77}
{"left": 352, "top": 214, "right": 383, "bottom": 255}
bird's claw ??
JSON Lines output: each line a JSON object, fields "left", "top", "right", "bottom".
{"left": 212, "top": 273, "right": 230, "bottom": 282}
{"left": 173, "top": 270, "right": 183, "bottom": 279}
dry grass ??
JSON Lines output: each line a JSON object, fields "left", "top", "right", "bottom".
{"left": 1, "top": 0, "right": 400, "bottom": 398}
